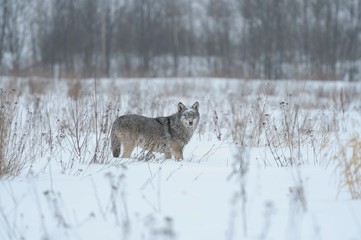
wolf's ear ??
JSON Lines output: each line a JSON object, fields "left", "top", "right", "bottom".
{"left": 178, "top": 102, "right": 186, "bottom": 112}
{"left": 192, "top": 101, "right": 199, "bottom": 111}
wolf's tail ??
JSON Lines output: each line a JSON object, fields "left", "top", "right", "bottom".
{"left": 111, "top": 123, "right": 121, "bottom": 157}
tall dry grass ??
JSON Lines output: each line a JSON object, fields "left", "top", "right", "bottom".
{"left": 337, "top": 137, "right": 361, "bottom": 199}
{"left": 0, "top": 77, "right": 359, "bottom": 176}
{"left": 0, "top": 88, "right": 27, "bottom": 176}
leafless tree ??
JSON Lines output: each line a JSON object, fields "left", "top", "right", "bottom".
{"left": 0, "top": 0, "right": 9, "bottom": 69}
{"left": 1, "top": 0, "right": 361, "bottom": 80}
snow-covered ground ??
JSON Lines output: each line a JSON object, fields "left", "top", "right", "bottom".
{"left": 0, "top": 77, "right": 361, "bottom": 240}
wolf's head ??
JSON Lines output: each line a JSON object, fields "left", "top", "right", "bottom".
{"left": 178, "top": 102, "right": 200, "bottom": 129}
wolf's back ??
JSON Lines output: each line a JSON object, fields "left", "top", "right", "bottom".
{"left": 111, "top": 114, "right": 170, "bottom": 157}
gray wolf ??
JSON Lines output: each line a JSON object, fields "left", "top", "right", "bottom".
{"left": 111, "top": 102, "right": 199, "bottom": 160}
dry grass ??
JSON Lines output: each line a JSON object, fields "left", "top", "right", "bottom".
{"left": 67, "top": 80, "right": 83, "bottom": 100}
{"left": 337, "top": 137, "right": 361, "bottom": 199}
{"left": 0, "top": 88, "right": 26, "bottom": 177}
{"left": 0, "top": 77, "right": 360, "bottom": 180}
{"left": 1, "top": 77, "right": 361, "bottom": 240}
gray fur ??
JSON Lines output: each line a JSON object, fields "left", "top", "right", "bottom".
{"left": 111, "top": 102, "right": 199, "bottom": 160}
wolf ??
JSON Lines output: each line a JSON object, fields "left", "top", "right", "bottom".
{"left": 111, "top": 102, "right": 199, "bottom": 160}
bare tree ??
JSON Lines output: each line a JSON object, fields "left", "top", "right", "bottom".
{"left": 0, "top": 0, "right": 9, "bottom": 69}
{"left": 5, "top": 0, "right": 28, "bottom": 72}
{"left": 101, "top": 0, "right": 115, "bottom": 77}
{"left": 339, "top": 0, "right": 361, "bottom": 81}
{"left": 1, "top": 0, "right": 361, "bottom": 79}
{"left": 80, "top": 0, "right": 99, "bottom": 77}
{"left": 169, "top": 0, "right": 181, "bottom": 76}
{"left": 207, "top": 0, "right": 234, "bottom": 76}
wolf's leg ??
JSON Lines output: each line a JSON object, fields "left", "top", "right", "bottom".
{"left": 111, "top": 132, "right": 121, "bottom": 158}
{"left": 171, "top": 146, "right": 184, "bottom": 161}
{"left": 121, "top": 140, "right": 136, "bottom": 158}
{"left": 164, "top": 151, "right": 172, "bottom": 159}
{"left": 174, "top": 152, "right": 183, "bottom": 161}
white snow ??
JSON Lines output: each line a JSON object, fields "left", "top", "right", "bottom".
{"left": 0, "top": 77, "right": 361, "bottom": 240}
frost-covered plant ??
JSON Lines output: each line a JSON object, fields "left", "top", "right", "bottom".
{"left": 57, "top": 95, "right": 93, "bottom": 165}
{"left": 0, "top": 89, "right": 28, "bottom": 177}
{"left": 263, "top": 100, "right": 302, "bottom": 167}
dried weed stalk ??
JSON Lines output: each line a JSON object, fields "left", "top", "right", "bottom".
{"left": 337, "top": 137, "right": 361, "bottom": 199}
{"left": 0, "top": 89, "right": 28, "bottom": 177}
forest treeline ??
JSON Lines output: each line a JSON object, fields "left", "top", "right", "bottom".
{"left": 0, "top": 0, "right": 360, "bottom": 80}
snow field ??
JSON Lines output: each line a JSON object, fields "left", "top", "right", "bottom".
{"left": 0, "top": 77, "right": 361, "bottom": 240}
